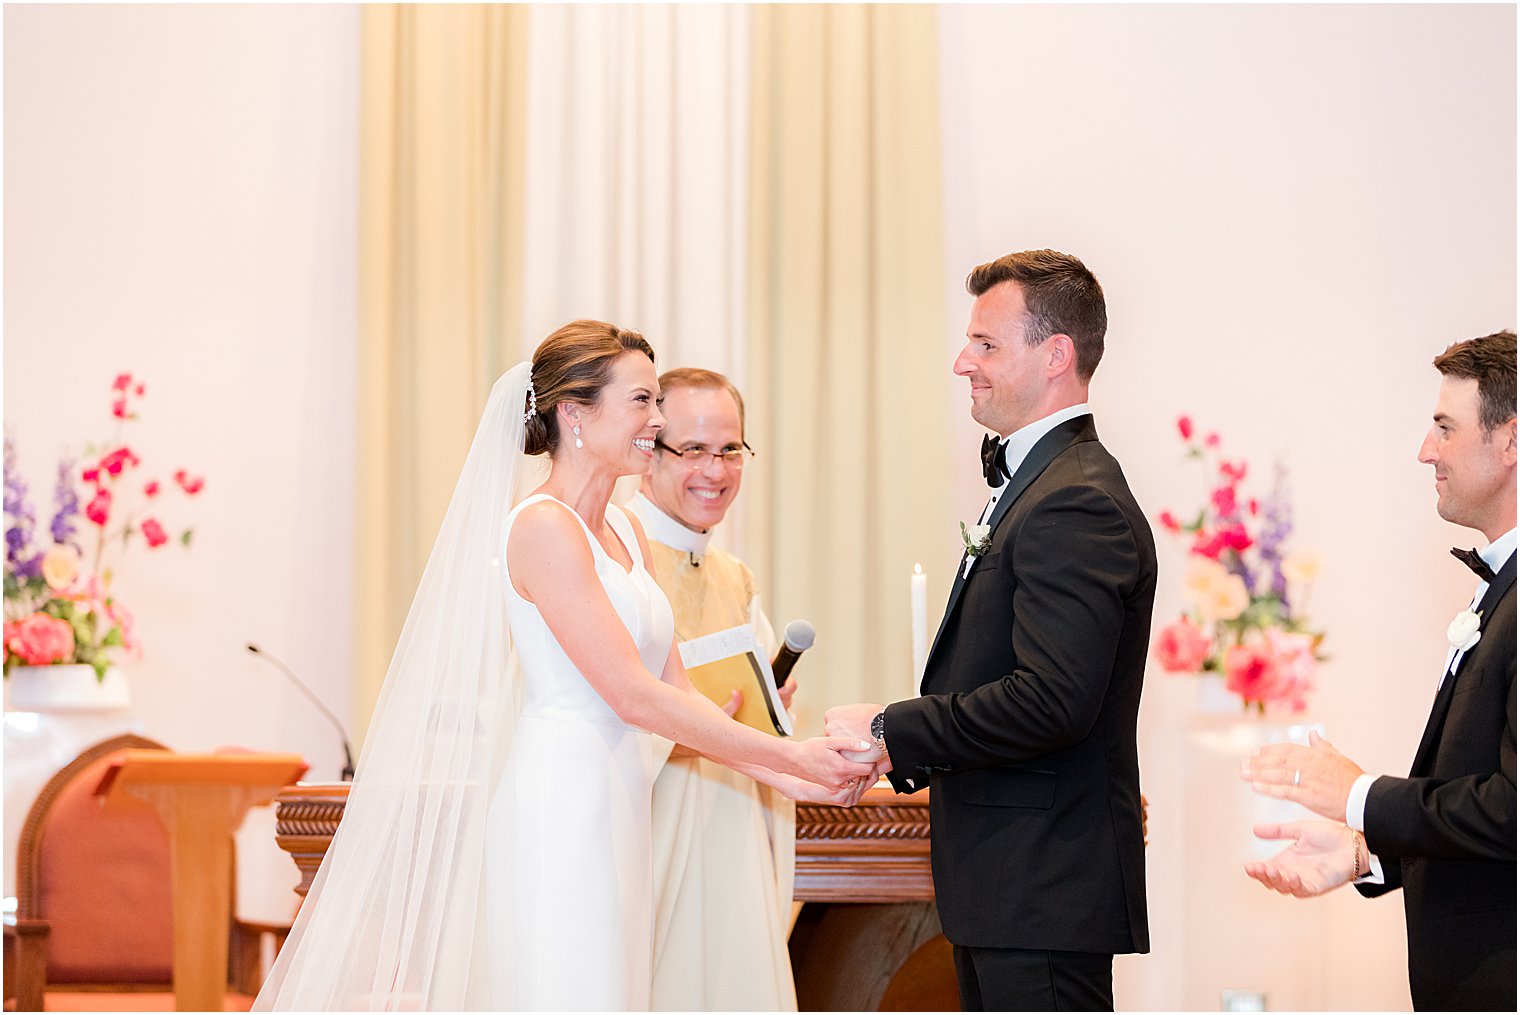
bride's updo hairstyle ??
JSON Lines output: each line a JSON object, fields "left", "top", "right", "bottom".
{"left": 524, "top": 319, "right": 655, "bottom": 456}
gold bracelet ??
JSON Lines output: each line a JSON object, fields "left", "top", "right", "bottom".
{"left": 1352, "top": 830, "right": 1367, "bottom": 880}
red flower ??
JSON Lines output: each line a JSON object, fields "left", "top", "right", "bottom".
{"left": 174, "top": 470, "right": 205, "bottom": 495}
{"left": 85, "top": 488, "right": 112, "bottom": 527}
{"left": 140, "top": 518, "right": 168, "bottom": 548}
{"left": 144, "top": 480, "right": 160, "bottom": 498}
{"left": 1204, "top": 432, "right": 1220, "bottom": 448}
{"left": 81, "top": 466, "right": 100, "bottom": 485}
{"left": 134, "top": 383, "right": 145, "bottom": 396}
{"left": 112, "top": 397, "right": 128, "bottom": 419}
{"left": 1220, "top": 460, "right": 1248, "bottom": 483}
{"left": 1248, "top": 498, "right": 1260, "bottom": 516}
{"left": 1158, "top": 510, "right": 1181, "bottom": 534}
{"left": 112, "top": 373, "right": 133, "bottom": 392}
{"left": 98, "top": 447, "right": 140, "bottom": 477}
{"left": 1210, "top": 485, "right": 1238, "bottom": 517}
{"left": 1218, "top": 522, "right": 1253, "bottom": 552}
{"left": 1177, "top": 416, "right": 1194, "bottom": 441}
{"left": 1191, "top": 529, "right": 1224, "bottom": 559}
{"left": 1224, "top": 641, "right": 1279, "bottom": 704}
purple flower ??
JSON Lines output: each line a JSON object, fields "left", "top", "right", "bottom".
{"left": 4, "top": 435, "right": 40, "bottom": 577}
{"left": 1257, "top": 464, "right": 1293, "bottom": 606}
{"left": 50, "top": 457, "right": 80, "bottom": 547}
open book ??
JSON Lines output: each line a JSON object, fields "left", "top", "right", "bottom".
{"left": 678, "top": 624, "right": 794, "bottom": 737}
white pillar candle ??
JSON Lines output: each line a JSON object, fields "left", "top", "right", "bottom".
{"left": 911, "top": 563, "right": 928, "bottom": 695}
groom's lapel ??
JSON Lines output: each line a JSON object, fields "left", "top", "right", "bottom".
{"left": 923, "top": 415, "right": 1098, "bottom": 682}
{"left": 1409, "top": 552, "right": 1516, "bottom": 775}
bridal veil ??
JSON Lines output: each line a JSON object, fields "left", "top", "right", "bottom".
{"left": 255, "top": 363, "right": 540, "bottom": 1011}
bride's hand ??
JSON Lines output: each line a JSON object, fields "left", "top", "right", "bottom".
{"left": 790, "top": 736, "right": 880, "bottom": 790}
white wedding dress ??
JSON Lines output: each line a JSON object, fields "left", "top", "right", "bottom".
{"left": 486, "top": 494, "right": 675, "bottom": 1010}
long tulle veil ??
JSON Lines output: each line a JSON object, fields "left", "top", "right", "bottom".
{"left": 255, "top": 363, "right": 541, "bottom": 1011}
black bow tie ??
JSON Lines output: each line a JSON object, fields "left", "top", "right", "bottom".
{"left": 981, "top": 434, "right": 1009, "bottom": 487}
{"left": 1451, "top": 547, "right": 1497, "bottom": 584}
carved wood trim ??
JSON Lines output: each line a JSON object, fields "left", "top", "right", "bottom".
{"left": 273, "top": 781, "right": 935, "bottom": 902}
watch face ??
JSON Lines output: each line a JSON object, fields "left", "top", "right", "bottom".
{"left": 871, "top": 711, "right": 885, "bottom": 739}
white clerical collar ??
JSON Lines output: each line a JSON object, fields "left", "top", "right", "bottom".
{"left": 993, "top": 402, "right": 1093, "bottom": 491}
{"left": 626, "top": 492, "right": 712, "bottom": 557}
{"left": 1481, "top": 526, "right": 1517, "bottom": 573}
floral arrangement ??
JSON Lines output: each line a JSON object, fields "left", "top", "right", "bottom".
{"left": 4, "top": 374, "right": 204, "bottom": 679}
{"left": 1151, "top": 416, "right": 1324, "bottom": 713}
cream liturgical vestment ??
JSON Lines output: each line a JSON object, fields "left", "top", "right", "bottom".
{"left": 626, "top": 493, "right": 799, "bottom": 1012}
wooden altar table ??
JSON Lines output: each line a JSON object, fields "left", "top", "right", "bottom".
{"left": 271, "top": 781, "right": 957, "bottom": 1010}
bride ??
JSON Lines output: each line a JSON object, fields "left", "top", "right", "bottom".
{"left": 255, "top": 320, "right": 878, "bottom": 1011}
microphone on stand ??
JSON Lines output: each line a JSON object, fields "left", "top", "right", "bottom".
{"left": 771, "top": 620, "right": 815, "bottom": 689}
{"left": 246, "top": 643, "right": 355, "bottom": 781}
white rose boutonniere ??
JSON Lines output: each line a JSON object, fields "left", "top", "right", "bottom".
{"left": 1447, "top": 608, "right": 1483, "bottom": 652}
{"left": 960, "top": 522, "right": 992, "bottom": 558}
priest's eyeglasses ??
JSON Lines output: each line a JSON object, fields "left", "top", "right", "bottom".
{"left": 653, "top": 440, "right": 756, "bottom": 469}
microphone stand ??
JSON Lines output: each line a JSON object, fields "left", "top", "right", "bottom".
{"left": 246, "top": 643, "right": 356, "bottom": 780}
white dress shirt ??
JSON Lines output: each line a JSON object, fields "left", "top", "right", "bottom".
{"left": 962, "top": 403, "right": 1092, "bottom": 579}
{"left": 1346, "top": 525, "right": 1518, "bottom": 883}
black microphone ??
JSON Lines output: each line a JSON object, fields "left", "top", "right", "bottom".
{"left": 770, "top": 620, "right": 815, "bottom": 688}
{"left": 247, "top": 643, "right": 355, "bottom": 781}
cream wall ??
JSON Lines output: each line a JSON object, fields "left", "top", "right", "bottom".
{"left": 938, "top": 3, "right": 1515, "bottom": 1010}
{"left": 3, "top": 4, "right": 359, "bottom": 919}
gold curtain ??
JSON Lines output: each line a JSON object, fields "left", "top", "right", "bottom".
{"left": 354, "top": 4, "right": 530, "bottom": 738}
{"left": 746, "top": 4, "right": 951, "bottom": 727}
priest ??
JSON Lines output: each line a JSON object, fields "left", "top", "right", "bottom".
{"left": 626, "top": 367, "right": 799, "bottom": 1011}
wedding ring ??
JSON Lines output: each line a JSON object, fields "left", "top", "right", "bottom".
{"left": 1292, "top": 768, "right": 1301, "bottom": 787}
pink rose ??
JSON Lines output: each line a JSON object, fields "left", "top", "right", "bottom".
{"left": 144, "top": 480, "right": 160, "bottom": 498}
{"left": 1264, "top": 629, "right": 1315, "bottom": 712}
{"left": 1154, "top": 616, "right": 1212, "bottom": 673}
{"left": 1220, "top": 460, "right": 1248, "bottom": 483}
{"left": 1158, "top": 510, "right": 1181, "bottom": 534}
{"left": 1177, "top": 416, "right": 1194, "bottom": 441}
{"left": 112, "top": 372, "right": 133, "bottom": 392}
{"left": 140, "top": 518, "right": 168, "bottom": 548}
{"left": 1204, "top": 432, "right": 1220, "bottom": 448}
{"left": 4, "top": 612, "right": 76, "bottom": 665}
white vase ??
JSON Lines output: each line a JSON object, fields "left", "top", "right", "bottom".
{"left": 5, "top": 664, "right": 130, "bottom": 713}
{"left": 1192, "top": 672, "right": 1246, "bottom": 714}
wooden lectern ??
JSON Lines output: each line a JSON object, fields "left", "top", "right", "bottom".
{"left": 96, "top": 751, "right": 307, "bottom": 1012}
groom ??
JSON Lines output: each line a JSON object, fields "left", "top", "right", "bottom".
{"left": 827, "top": 249, "right": 1154, "bottom": 1011}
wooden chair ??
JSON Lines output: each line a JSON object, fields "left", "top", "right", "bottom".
{"left": 3, "top": 735, "right": 289, "bottom": 1012}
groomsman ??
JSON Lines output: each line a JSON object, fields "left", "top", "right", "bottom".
{"left": 1243, "top": 330, "right": 1516, "bottom": 1012}
{"left": 827, "top": 249, "right": 1155, "bottom": 1011}
{"left": 625, "top": 368, "right": 799, "bottom": 1012}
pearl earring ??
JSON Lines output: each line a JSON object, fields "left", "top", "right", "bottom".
{"left": 573, "top": 424, "right": 584, "bottom": 450}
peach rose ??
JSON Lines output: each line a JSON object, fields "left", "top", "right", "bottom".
{"left": 41, "top": 544, "right": 80, "bottom": 591}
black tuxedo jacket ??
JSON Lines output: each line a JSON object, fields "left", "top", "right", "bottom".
{"left": 1355, "top": 551, "right": 1516, "bottom": 1011}
{"left": 884, "top": 415, "right": 1155, "bottom": 954}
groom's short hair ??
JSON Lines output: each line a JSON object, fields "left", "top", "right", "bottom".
{"left": 966, "top": 249, "right": 1107, "bottom": 381}
{"left": 1433, "top": 330, "right": 1517, "bottom": 436}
